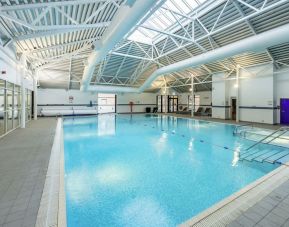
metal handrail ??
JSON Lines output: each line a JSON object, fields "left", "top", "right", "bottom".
{"left": 233, "top": 124, "right": 254, "bottom": 135}
{"left": 246, "top": 126, "right": 289, "bottom": 151}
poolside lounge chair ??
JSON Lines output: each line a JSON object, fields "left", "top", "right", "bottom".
{"left": 152, "top": 107, "right": 158, "bottom": 113}
{"left": 194, "top": 107, "right": 204, "bottom": 116}
{"left": 176, "top": 107, "right": 191, "bottom": 114}
{"left": 202, "top": 108, "right": 212, "bottom": 117}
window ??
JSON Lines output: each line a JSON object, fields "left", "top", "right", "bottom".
{"left": 188, "top": 94, "right": 200, "bottom": 112}
{"left": 195, "top": 95, "right": 200, "bottom": 112}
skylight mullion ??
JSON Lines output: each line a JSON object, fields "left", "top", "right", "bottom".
{"left": 146, "top": 19, "right": 167, "bottom": 31}
{"left": 181, "top": 0, "right": 193, "bottom": 11}
{"left": 170, "top": 0, "right": 188, "bottom": 14}
{"left": 159, "top": 8, "right": 176, "bottom": 25}
{"left": 150, "top": 14, "right": 169, "bottom": 29}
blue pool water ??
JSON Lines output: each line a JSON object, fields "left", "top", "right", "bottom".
{"left": 63, "top": 114, "right": 279, "bottom": 227}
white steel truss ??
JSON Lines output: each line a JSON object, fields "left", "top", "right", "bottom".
{"left": 1, "top": 0, "right": 289, "bottom": 91}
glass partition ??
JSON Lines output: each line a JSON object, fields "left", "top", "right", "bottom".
{"left": 0, "top": 79, "right": 31, "bottom": 137}
{"left": 0, "top": 80, "right": 5, "bottom": 136}
{"left": 14, "top": 85, "right": 20, "bottom": 127}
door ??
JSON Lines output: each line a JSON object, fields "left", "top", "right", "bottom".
{"left": 98, "top": 93, "right": 116, "bottom": 114}
{"left": 168, "top": 96, "right": 178, "bottom": 113}
{"left": 280, "top": 98, "right": 289, "bottom": 124}
{"left": 231, "top": 98, "right": 237, "bottom": 121}
{"left": 157, "top": 95, "right": 162, "bottom": 113}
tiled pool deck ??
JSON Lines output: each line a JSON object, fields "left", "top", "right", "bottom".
{"left": 0, "top": 116, "right": 288, "bottom": 227}
{"left": 228, "top": 179, "right": 289, "bottom": 227}
{"left": 0, "top": 118, "right": 56, "bottom": 227}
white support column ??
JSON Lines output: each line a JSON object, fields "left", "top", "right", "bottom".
{"left": 191, "top": 75, "right": 194, "bottom": 117}
{"left": 236, "top": 65, "right": 240, "bottom": 123}
{"left": 33, "top": 71, "right": 38, "bottom": 120}
{"left": 20, "top": 55, "right": 26, "bottom": 128}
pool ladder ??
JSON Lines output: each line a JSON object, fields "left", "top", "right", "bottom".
{"left": 233, "top": 124, "right": 254, "bottom": 137}
{"left": 239, "top": 127, "right": 289, "bottom": 164}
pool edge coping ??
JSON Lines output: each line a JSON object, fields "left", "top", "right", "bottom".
{"left": 179, "top": 163, "right": 289, "bottom": 227}
{"left": 35, "top": 118, "right": 67, "bottom": 227}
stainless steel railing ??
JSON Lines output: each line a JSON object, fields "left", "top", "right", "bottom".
{"left": 245, "top": 126, "right": 289, "bottom": 151}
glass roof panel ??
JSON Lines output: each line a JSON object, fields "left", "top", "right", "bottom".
{"left": 128, "top": 0, "right": 208, "bottom": 44}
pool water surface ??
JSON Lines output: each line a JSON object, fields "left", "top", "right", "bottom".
{"left": 63, "top": 114, "right": 279, "bottom": 227}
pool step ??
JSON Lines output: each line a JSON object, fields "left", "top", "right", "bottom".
{"left": 240, "top": 147, "right": 289, "bottom": 165}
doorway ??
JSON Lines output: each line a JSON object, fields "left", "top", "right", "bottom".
{"left": 280, "top": 98, "right": 289, "bottom": 124}
{"left": 157, "top": 95, "right": 169, "bottom": 113}
{"left": 168, "top": 95, "right": 178, "bottom": 113}
{"left": 231, "top": 98, "right": 237, "bottom": 121}
{"left": 98, "top": 93, "right": 116, "bottom": 114}
{"left": 157, "top": 95, "right": 162, "bottom": 113}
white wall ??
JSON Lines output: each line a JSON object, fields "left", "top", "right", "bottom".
{"left": 117, "top": 93, "right": 156, "bottom": 113}
{"left": 212, "top": 72, "right": 230, "bottom": 119}
{"left": 37, "top": 89, "right": 98, "bottom": 115}
{"left": 37, "top": 88, "right": 157, "bottom": 114}
{"left": 238, "top": 64, "right": 274, "bottom": 124}
{"left": 98, "top": 93, "right": 115, "bottom": 113}
{"left": 275, "top": 67, "right": 289, "bottom": 123}
{"left": 212, "top": 64, "right": 275, "bottom": 123}
{"left": 178, "top": 91, "right": 212, "bottom": 107}
{"left": 211, "top": 63, "right": 289, "bottom": 124}
{"left": 0, "top": 47, "right": 33, "bottom": 90}
{"left": 38, "top": 89, "right": 97, "bottom": 105}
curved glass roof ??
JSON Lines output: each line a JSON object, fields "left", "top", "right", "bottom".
{"left": 128, "top": 0, "right": 207, "bottom": 44}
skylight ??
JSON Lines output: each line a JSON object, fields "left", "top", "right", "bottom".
{"left": 128, "top": 0, "right": 207, "bottom": 45}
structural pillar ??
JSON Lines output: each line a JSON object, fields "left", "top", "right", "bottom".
{"left": 236, "top": 65, "right": 240, "bottom": 123}
{"left": 191, "top": 75, "right": 194, "bottom": 117}
{"left": 20, "top": 55, "right": 26, "bottom": 128}
{"left": 33, "top": 71, "right": 38, "bottom": 120}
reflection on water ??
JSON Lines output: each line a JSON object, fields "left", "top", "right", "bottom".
{"left": 232, "top": 146, "right": 241, "bottom": 166}
{"left": 98, "top": 114, "right": 115, "bottom": 136}
{"left": 119, "top": 197, "right": 173, "bottom": 227}
{"left": 66, "top": 162, "right": 131, "bottom": 204}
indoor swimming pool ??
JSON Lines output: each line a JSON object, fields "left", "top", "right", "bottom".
{"left": 63, "top": 114, "right": 280, "bottom": 227}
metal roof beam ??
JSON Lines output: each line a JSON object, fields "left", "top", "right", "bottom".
{"left": 14, "top": 26, "right": 106, "bottom": 41}
{"left": 155, "top": 0, "right": 288, "bottom": 59}
{"left": 0, "top": 12, "right": 111, "bottom": 32}
{"left": 23, "top": 37, "right": 100, "bottom": 54}
{"left": 231, "top": 0, "right": 275, "bottom": 62}
{"left": 110, "top": 52, "right": 152, "bottom": 61}
{"left": 0, "top": 0, "right": 112, "bottom": 11}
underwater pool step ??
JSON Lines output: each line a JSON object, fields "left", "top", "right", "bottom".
{"left": 253, "top": 150, "right": 281, "bottom": 162}
{"left": 244, "top": 150, "right": 271, "bottom": 161}
{"left": 264, "top": 150, "right": 289, "bottom": 163}
{"left": 241, "top": 149, "right": 265, "bottom": 159}
{"left": 240, "top": 148, "right": 289, "bottom": 165}
{"left": 275, "top": 154, "right": 289, "bottom": 164}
